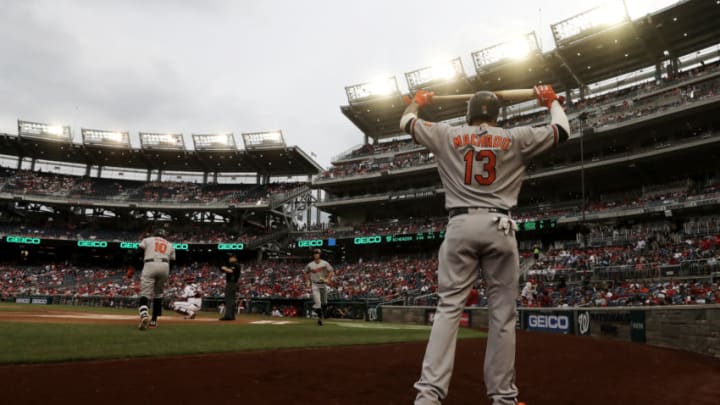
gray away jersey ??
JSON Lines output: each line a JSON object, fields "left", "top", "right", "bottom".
{"left": 406, "top": 119, "right": 559, "bottom": 210}
{"left": 139, "top": 236, "right": 176, "bottom": 261}
{"left": 305, "top": 259, "right": 333, "bottom": 283}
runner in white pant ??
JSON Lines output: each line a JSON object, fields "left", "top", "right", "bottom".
{"left": 303, "top": 249, "right": 334, "bottom": 326}
{"left": 400, "top": 86, "right": 570, "bottom": 405}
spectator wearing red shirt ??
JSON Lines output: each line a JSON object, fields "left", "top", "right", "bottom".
{"left": 465, "top": 287, "right": 479, "bottom": 307}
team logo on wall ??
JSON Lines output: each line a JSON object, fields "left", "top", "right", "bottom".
{"left": 577, "top": 311, "right": 591, "bottom": 335}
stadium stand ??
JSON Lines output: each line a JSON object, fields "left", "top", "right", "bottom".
{"left": 0, "top": 169, "right": 309, "bottom": 205}
{"left": 3, "top": 1, "right": 720, "bottom": 318}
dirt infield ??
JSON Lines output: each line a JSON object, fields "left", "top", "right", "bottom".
{"left": 0, "top": 309, "right": 255, "bottom": 325}
{"left": 1, "top": 311, "right": 719, "bottom": 405}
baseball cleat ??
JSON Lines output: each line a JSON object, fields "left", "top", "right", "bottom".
{"left": 317, "top": 319, "right": 323, "bottom": 326}
{"left": 138, "top": 315, "right": 150, "bottom": 331}
{"left": 149, "top": 320, "right": 158, "bottom": 329}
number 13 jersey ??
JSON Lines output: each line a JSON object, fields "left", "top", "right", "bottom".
{"left": 405, "top": 118, "right": 559, "bottom": 210}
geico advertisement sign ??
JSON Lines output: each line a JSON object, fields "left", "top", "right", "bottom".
{"left": 5, "top": 236, "right": 41, "bottom": 244}
{"left": 77, "top": 240, "right": 108, "bottom": 248}
{"left": 298, "top": 239, "right": 323, "bottom": 248}
{"left": 218, "top": 243, "right": 245, "bottom": 250}
{"left": 354, "top": 236, "right": 382, "bottom": 245}
{"left": 526, "top": 314, "right": 571, "bottom": 333}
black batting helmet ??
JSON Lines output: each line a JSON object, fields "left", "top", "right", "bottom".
{"left": 466, "top": 91, "right": 501, "bottom": 125}
{"left": 153, "top": 228, "right": 167, "bottom": 237}
{"left": 312, "top": 249, "right": 321, "bottom": 256}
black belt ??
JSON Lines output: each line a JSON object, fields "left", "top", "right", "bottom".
{"left": 448, "top": 207, "right": 509, "bottom": 218}
{"left": 145, "top": 258, "right": 169, "bottom": 263}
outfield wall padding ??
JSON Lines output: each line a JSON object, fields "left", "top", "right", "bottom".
{"left": 380, "top": 305, "right": 720, "bottom": 359}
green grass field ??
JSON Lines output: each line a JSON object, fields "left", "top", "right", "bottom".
{"left": 0, "top": 303, "right": 486, "bottom": 364}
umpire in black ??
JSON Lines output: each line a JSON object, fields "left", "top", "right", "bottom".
{"left": 219, "top": 254, "right": 241, "bottom": 321}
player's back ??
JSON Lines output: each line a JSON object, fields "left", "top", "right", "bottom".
{"left": 411, "top": 120, "right": 558, "bottom": 210}
{"left": 140, "top": 236, "right": 175, "bottom": 261}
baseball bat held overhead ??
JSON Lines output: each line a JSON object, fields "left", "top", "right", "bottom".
{"left": 432, "top": 89, "right": 536, "bottom": 102}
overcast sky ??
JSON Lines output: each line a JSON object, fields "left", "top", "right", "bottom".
{"left": 0, "top": 0, "right": 677, "bottom": 169}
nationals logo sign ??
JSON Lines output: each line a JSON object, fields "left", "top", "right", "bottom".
{"left": 577, "top": 311, "right": 591, "bottom": 336}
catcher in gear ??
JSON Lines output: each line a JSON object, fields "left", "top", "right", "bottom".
{"left": 401, "top": 86, "right": 569, "bottom": 405}
{"left": 170, "top": 277, "right": 202, "bottom": 319}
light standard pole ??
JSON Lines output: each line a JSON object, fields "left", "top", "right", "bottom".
{"left": 578, "top": 112, "right": 589, "bottom": 248}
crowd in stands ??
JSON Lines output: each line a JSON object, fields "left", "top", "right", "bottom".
{"left": 514, "top": 179, "right": 720, "bottom": 221}
{"left": 320, "top": 151, "right": 436, "bottom": 180}
{"left": 333, "top": 139, "right": 425, "bottom": 163}
{"left": 568, "top": 59, "right": 720, "bottom": 114}
{"left": 2, "top": 217, "right": 718, "bottom": 307}
{"left": 318, "top": 61, "right": 720, "bottom": 181}
{"left": 523, "top": 231, "right": 720, "bottom": 275}
{"left": 0, "top": 255, "right": 439, "bottom": 303}
{"left": 307, "top": 178, "right": 720, "bottom": 238}
{"left": 2, "top": 171, "right": 78, "bottom": 195}
{"left": 514, "top": 278, "right": 720, "bottom": 308}
{"left": 0, "top": 169, "right": 307, "bottom": 206}
{"left": 297, "top": 217, "right": 447, "bottom": 240}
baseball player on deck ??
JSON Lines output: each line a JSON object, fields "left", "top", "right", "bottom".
{"left": 135, "top": 228, "right": 176, "bottom": 331}
{"left": 401, "top": 86, "right": 570, "bottom": 405}
{"left": 303, "top": 249, "right": 334, "bottom": 326}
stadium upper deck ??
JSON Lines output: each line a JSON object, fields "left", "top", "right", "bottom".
{"left": 316, "top": 70, "right": 720, "bottom": 200}
{"left": 340, "top": 0, "right": 720, "bottom": 140}
{"left": 0, "top": 126, "right": 322, "bottom": 178}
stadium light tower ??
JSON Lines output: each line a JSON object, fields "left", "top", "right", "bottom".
{"left": 139, "top": 132, "right": 186, "bottom": 150}
{"left": 242, "top": 130, "right": 287, "bottom": 150}
{"left": 192, "top": 133, "right": 236, "bottom": 151}
{"left": 81, "top": 128, "right": 130, "bottom": 148}
{"left": 344, "top": 77, "right": 400, "bottom": 104}
{"left": 551, "top": 0, "right": 629, "bottom": 45}
{"left": 17, "top": 120, "right": 72, "bottom": 142}
{"left": 471, "top": 32, "right": 539, "bottom": 72}
{"left": 404, "top": 58, "right": 465, "bottom": 91}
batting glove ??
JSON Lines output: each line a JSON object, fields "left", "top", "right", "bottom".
{"left": 533, "top": 85, "right": 563, "bottom": 109}
{"left": 495, "top": 216, "right": 518, "bottom": 236}
{"left": 409, "top": 90, "right": 434, "bottom": 107}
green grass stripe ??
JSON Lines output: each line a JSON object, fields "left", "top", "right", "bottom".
{"left": 0, "top": 303, "right": 140, "bottom": 315}
{"left": 0, "top": 319, "right": 485, "bottom": 364}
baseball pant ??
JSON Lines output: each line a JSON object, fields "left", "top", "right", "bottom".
{"left": 223, "top": 281, "right": 237, "bottom": 319}
{"left": 140, "top": 262, "right": 170, "bottom": 298}
{"left": 311, "top": 283, "right": 327, "bottom": 309}
{"left": 415, "top": 213, "right": 519, "bottom": 405}
{"left": 172, "top": 298, "right": 201, "bottom": 313}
